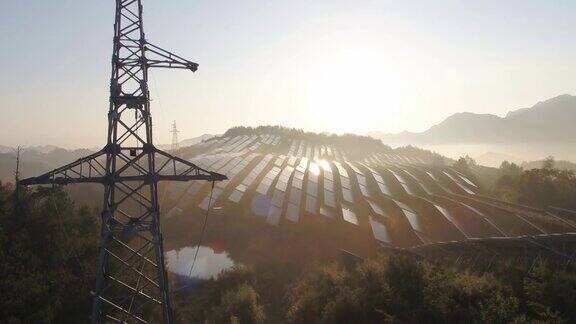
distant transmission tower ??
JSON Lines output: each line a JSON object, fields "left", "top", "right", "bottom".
{"left": 13, "top": 146, "right": 21, "bottom": 184}
{"left": 170, "top": 120, "right": 179, "bottom": 151}
{"left": 20, "top": 1, "right": 226, "bottom": 323}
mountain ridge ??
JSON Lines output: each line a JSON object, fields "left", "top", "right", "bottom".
{"left": 369, "top": 94, "right": 576, "bottom": 144}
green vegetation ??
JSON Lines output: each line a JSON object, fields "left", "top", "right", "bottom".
{"left": 522, "top": 159, "right": 576, "bottom": 172}
{"left": 286, "top": 255, "right": 521, "bottom": 323}
{"left": 0, "top": 183, "right": 98, "bottom": 323}
{"left": 175, "top": 267, "right": 266, "bottom": 324}
{"left": 2, "top": 160, "right": 576, "bottom": 323}
{"left": 493, "top": 157, "right": 576, "bottom": 209}
{"left": 394, "top": 145, "right": 448, "bottom": 165}
{"left": 220, "top": 125, "right": 446, "bottom": 163}
{"left": 453, "top": 155, "right": 477, "bottom": 176}
{"left": 175, "top": 254, "right": 576, "bottom": 323}
{"left": 223, "top": 126, "right": 389, "bottom": 153}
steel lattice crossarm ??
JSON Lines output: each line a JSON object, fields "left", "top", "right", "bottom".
{"left": 144, "top": 42, "right": 199, "bottom": 70}
{"left": 114, "top": 41, "right": 198, "bottom": 71}
{"left": 19, "top": 145, "right": 226, "bottom": 186}
{"left": 18, "top": 0, "right": 226, "bottom": 323}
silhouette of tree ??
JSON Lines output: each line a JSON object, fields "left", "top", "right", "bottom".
{"left": 0, "top": 185, "right": 98, "bottom": 323}
{"left": 494, "top": 158, "right": 576, "bottom": 209}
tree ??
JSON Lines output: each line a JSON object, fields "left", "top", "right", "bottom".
{"left": 493, "top": 159, "right": 576, "bottom": 209}
{"left": 523, "top": 261, "right": 576, "bottom": 321}
{"left": 494, "top": 161, "right": 523, "bottom": 202}
{"left": 0, "top": 184, "right": 98, "bottom": 323}
{"left": 286, "top": 254, "right": 526, "bottom": 323}
{"left": 209, "top": 283, "right": 266, "bottom": 324}
{"left": 453, "top": 156, "right": 477, "bottom": 175}
{"left": 543, "top": 156, "right": 555, "bottom": 170}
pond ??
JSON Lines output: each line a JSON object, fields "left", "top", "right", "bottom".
{"left": 165, "top": 245, "right": 236, "bottom": 280}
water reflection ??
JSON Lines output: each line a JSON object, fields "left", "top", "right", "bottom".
{"left": 166, "top": 246, "right": 235, "bottom": 280}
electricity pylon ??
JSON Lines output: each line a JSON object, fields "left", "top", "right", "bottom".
{"left": 19, "top": 1, "right": 226, "bottom": 323}
{"left": 170, "top": 121, "right": 179, "bottom": 152}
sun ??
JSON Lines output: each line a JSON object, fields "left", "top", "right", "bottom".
{"left": 304, "top": 47, "right": 404, "bottom": 134}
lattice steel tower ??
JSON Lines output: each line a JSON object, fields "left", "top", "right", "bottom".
{"left": 20, "top": 1, "right": 226, "bottom": 322}
{"left": 170, "top": 121, "right": 179, "bottom": 152}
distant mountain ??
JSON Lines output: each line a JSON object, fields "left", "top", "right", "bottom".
{"left": 370, "top": 94, "right": 576, "bottom": 145}
{"left": 0, "top": 148, "right": 94, "bottom": 184}
{"left": 0, "top": 145, "right": 64, "bottom": 154}
{"left": 179, "top": 134, "right": 216, "bottom": 147}
{"left": 475, "top": 152, "right": 522, "bottom": 168}
{"left": 0, "top": 145, "right": 13, "bottom": 154}
{"left": 0, "top": 135, "right": 217, "bottom": 182}
{"left": 156, "top": 134, "right": 217, "bottom": 150}
{"left": 24, "top": 145, "right": 62, "bottom": 154}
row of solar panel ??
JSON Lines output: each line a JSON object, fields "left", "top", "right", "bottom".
{"left": 200, "top": 135, "right": 429, "bottom": 165}
{"left": 172, "top": 150, "right": 499, "bottom": 246}
{"left": 176, "top": 137, "right": 566, "bottom": 246}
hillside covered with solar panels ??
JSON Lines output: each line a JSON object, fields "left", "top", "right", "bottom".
{"left": 164, "top": 126, "right": 576, "bottom": 253}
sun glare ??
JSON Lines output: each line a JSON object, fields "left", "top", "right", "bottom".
{"left": 305, "top": 47, "right": 404, "bottom": 134}
{"left": 315, "top": 159, "right": 332, "bottom": 172}
{"left": 308, "top": 162, "right": 320, "bottom": 176}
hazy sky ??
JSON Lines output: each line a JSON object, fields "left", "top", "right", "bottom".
{"left": 1, "top": 0, "right": 576, "bottom": 148}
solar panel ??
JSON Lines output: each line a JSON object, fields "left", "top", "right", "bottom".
{"left": 392, "top": 199, "right": 422, "bottom": 232}
{"left": 229, "top": 190, "right": 243, "bottom": 203}
{"left": 320, "top": 206, "right": 334, "bottom": 218}
{"left": 443, "top": 171, "right": 476, "bottom": 194}
{"left": 256, "top": 177, "right": 273, "bottom": 195}
{"left": 289, "top": 188, "right": 302, "bottom": 205}
{"left": 434, "top": 204, "right": 462, "bottom": 232}
{"left": 305, "top": 195, "right": 317, "bottom": 214}
{"left": 367, "top": 202, "right": 385, "bottom": 219}
{"left": 359, "top": 184, "right": 371, "bottom": 198}
{"left": 323, "top": 170, "right": 334, "bottom": 182}
{"left": 271, "top": 135, "right": 281, "bottom": 145}
{"left": 371, "top": 171, "right": 384, "bottom": 184}
{"left": 271, "top": 190, "right": 284, "bottom": 207}
{"left": 324, "top": 190, "right": 336, "bottom": 207}
{"left": 402, "top": 208, "right": 422, "bottom": 232}
{"left": 286, "top": 203, "right": 300, "bottom": 222}
{"left": 342, "top": 188, "right": 354, "bottom": 203}
{"left": 307, "top": 182, "right": 318, "bottom": 197}
{"left": 426, "top": 171, "right": 439, "bottom": 181}
{"left": 267, "top": 205, "right": 282, "bottom": 226}
{"left": 401, "top": 169, "right": 432, "bottom": 194}
{"left": 369, "top": 216, "right": 391, "bottom": 243}
{"left": 340, "top": 177, "right": 351, "bottom": 190}
{"left": 457, "top": 173, "right": 478, "bottom": 187}
{"left": 324, "top": 179, "right": 334, "bottom": 192}
{"left": 342, "top": 208, "right": 358, "bottom": 225}
{"left": 332, "top": 161, "right": 347, "bottom": 177}
{"left": 292, "top": 178, "right": 303, "bottom": 189}
{"left": 378, "top": 182, "right": 392, "bottom": 196}
{"left": 274, "top": 155, "right": 286, "bottom": 167}
{"left": 287, "top": 156, "right": 298, "bottom": 166}
{"left": 199, "top": 187, "right": 223, "bottom": 211}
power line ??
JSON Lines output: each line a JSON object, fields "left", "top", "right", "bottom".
{"left": 188, "top": 181, "right": 216, "bottom": 278}
{"left": 18, "top": 1, "right": 227, "bottom": 322}
{"left": 173, "top": 181, "right": 216, "bottom": 294}
{"left": 49, "top": 186, "right": 91, "bottom": 287}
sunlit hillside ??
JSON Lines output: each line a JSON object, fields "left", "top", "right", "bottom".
{"left": 162, "top": 126, "right": 575, "bottom": 257}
